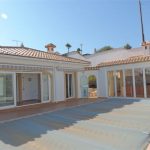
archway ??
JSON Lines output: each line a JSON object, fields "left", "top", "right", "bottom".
{"left": 88, "top": 75, "right": 97, "bottom": 97}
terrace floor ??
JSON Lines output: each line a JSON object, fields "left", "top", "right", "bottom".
{"left": 0, "top": 98, "right": 150, "bottom": 150}
{"left": 0, "top": 98, "right": 99, "bottom": 122}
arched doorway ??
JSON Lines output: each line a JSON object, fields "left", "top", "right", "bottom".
{"left": 88, "top": 75, "right": 97, "bottom": 97}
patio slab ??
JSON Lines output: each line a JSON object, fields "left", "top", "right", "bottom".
{"left": 0, "top": 98, "right": 99, "bottom": 122}
{"left": 0, "top": 98, "right": 150, "bottom": 150}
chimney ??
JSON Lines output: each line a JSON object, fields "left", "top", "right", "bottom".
{"left": 45, "top": 43, "right": 56, "bottom": 53}
{"left": 142, "top": 41, "right": 150, "bottom": 50}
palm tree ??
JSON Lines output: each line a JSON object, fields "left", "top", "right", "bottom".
{"left": 65, "top": 43, "right": 72, "bottom": 53}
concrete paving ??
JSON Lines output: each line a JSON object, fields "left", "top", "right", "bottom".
{"left": 0, "top": 98, "right": 150, "bottom": 150}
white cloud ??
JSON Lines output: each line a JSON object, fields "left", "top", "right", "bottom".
{"left": 0, "top": 13, "right": 8, "bottom": 20}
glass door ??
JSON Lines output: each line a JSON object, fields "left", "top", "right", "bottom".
{"left": 107, "top": 71, "right": 115, "bottom": 97}
{"left": 125, "top": 69, "right": 134, "bottom": 97}
{"left": 65, "top": 74, "right": 73, "bottom": 98}
{"left": 116, "top": 70, "right": 124, "bottom": 97}
{"left": 0, "top": 73, "right": 14, "bottom": 107}
{"left": 42, "top": 74, "right": 50, "bottom": 102}
{"left": 80, "top": 75, "right": 88, "bottom": 97}
{"left": 134, "top": 68, "right": 144, "bottom": 97}
{"left": 145, "top": 68, "right": 150, "bottom": 98}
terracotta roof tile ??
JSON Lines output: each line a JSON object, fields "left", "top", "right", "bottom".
{"left": 0, "top": 46, "right": 90, "bottom": 64}
{"left": 96, "top": 55, "right": 150, "bottom": 68}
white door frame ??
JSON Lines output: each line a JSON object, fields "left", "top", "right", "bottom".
{"left": 0, "top": 71, "right": 16, "bottom": 110}
{"left": 41, "top": 73, "right": 51, "bottom": 103}
{"left": 16, "top": 72, "right": 41, "bottom": 102}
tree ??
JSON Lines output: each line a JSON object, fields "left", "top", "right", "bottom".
{"left": 77, "top": 48, "right": 82, "bottom": 54}
{"left": 65, "top": 43, "right": 72, "bottom": 53}
{"left": 20, "top": 42, "right": 24, "bottom": 47}
{"left": 124, "top": 44, "right": 132, "bottom": 49}
{"left": 96, "top": 46, "right": 113, "bottom": 53}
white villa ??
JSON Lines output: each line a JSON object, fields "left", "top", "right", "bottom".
{"left": 0, "top": 42, "right": 150, "bottom": 110}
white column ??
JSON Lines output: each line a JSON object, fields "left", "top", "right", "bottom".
{"left": 132, "top": 68, "right": 136, "bottom": 97}
{"left": 13, "top": 73, "right": 17, "bottom": 107}
{"left": 48, "top": 74, "right": 51, "bottom": 101}
{"left": 105, "top": 70, "right": 108, "bottom": 97}
{"left": 53, "top": 67, "right": 57, "bottom": 101}
{"left": 143, "top": 68, "right": 147, "bottom": 98}
{"left": 123, "top": 70, "right": 126, "bottom": 97}
{"left": 77, "top": 72, "right": 81, "bottom": 98}
{"left": 72, "top": 73, "right": 75, "bottom": 98}
{"left": 114, "top": 71, "right": 117, "bottom": 97}
{"left": 40, "top": 72, "right": 43, "bottom": 103}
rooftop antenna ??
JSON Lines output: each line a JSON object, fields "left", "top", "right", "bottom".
{"left": 12, "top": 40, "right": 23, "bottom": 46}
{"left": 139, "top": 0, "right": 145, "bottom": 44}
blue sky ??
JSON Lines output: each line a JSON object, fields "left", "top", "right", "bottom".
{"left": 0, "top": 0, "right": 150, "bottom": 54}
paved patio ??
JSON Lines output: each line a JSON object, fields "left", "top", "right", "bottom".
{"left": 0, "top": 98, "right": 150, "bottom": 150}
{"left": 0, "top": 98, "right": 98, "bottom": 122}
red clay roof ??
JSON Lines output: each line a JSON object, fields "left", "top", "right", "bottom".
{"left": 85, "top": 55, "right": 150, "bottom": 70}
{"left": 97, "top": 55, "right": 150, "bottom": 67}
{"left": 95, "top": 55, "right": 150, "bottom": 68}
{"left": 0, "top": 46, "right": 90, "bottom": 64}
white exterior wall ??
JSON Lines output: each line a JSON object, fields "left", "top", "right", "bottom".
{"left": 77, "top": 72, "right": 82, "bottom": 98}
{"left": 98, "top": 69, "right": 108, "bottom": 97}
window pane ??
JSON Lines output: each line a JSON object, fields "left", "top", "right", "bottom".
{"left": 116, "top": 70, "right": 124, "bottom": 97}
{"left": 65, "top": 74, "right": 68, "bottom": 98}
{"left": 65, "top": 74, "right": 73, "bottom": 98}
{"left": 125, "top": 69, "right": 133, "bottom": 97}
{"left": 107, "top": 71, "right": 115, "bottom": 97}
{"left": 42, "top": 74, "right": 49, "bottom": 101}
{"left": 0, "top": 74, "right": 14, "bottom": 107}
{"left": 80, "top": 75, "right": 88, "bottom": 97}
{"left": 134, "top": 68, "right": 144, "bottom": 97}
{"left": 69, "top": 74, "right": 73, "bottom": 97}
{"left": 145, "top": 68, "right": 150, "bottom": 97}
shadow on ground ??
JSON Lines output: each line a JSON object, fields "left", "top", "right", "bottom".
{"left": 0, "top": 98, "right": 145, "bottom": 147}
